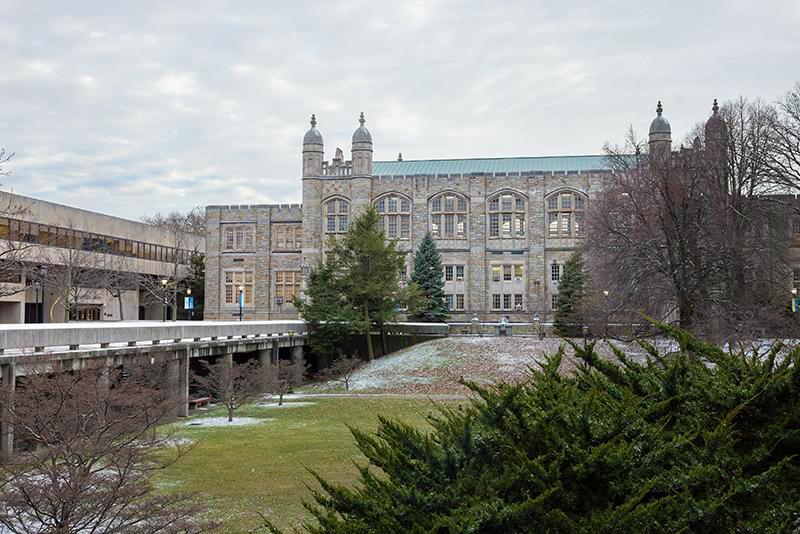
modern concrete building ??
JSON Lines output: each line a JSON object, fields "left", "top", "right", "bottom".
{"left": 0, "top": 191, "right": 204, "bottom": 323}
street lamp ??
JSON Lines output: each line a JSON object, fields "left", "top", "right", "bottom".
{"left": 238, "top": 284, "right": 244, "bottom": 322}
{"left": 186, "top": 288, "right": 193, "bottom": 321}
{"left": 792, "top": 287, "right": 798, "bottom": 320}
{"left": 160, "top": 279, "right": 169, "bottom": 322}
{"left": 532, "top": 312, "right": 543, "bottom": 340}
{"left": 602, "top": 290, "right": 610, "bottom": 337}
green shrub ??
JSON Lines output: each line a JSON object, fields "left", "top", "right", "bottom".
{"left": 300, "top": 324, "right": 800, "bottom": 533}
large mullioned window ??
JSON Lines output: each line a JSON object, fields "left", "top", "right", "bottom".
{"left": 430, "top": 193, "right": 467, "bottom": 239}
{"left": 375, "top": 194, "right": 411, "bottom": 239}
{"left": 547, "top": 191, "right": 586, "bottom": 238}
{"left": 324, "top": 198, "right": 350, "bottom": 234}
{"left": 488, "top": 192, "right": 526, "bottom": 238}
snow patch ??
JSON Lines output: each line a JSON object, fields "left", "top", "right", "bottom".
{"left": 182, "top": 417, "right": 273, "bottom": 428}
{"left": 256, "top": 401, "right": 317, "bottom": 409}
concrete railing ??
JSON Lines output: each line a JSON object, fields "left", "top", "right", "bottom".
{"left": 0, "top": 320, "right": 308, "bottom": 353}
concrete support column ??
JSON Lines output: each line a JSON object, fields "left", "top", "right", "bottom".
{"left": 291, "top": 345, "right": 303, "bottom": 362}
{"left": 177, "top": 350, "right": 190, "bottom": 418}
{"left": 1, "top": 363, "right": 16, "bottom": 458}
{"left": 167, "top": 356, "right": 180, "bottom": 418}
{"left": 271, "top": 342, "right": 280, "bottom": 364}
{"left": 257, "top": 348, "right": 271, "bottom": 368}
{"left": 224, "top": 353, "right": 233, "bottom": 366}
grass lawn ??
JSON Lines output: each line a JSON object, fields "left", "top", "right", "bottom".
{"left": 157, "top": 397, "right": 458, "bottom": 533}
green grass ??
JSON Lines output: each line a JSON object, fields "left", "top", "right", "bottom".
{"left": 157, "top": 397, "right": 455, "bottom": 533}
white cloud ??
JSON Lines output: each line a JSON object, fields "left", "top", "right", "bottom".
{"left": 0, "top": 1, "right": 798, "bottom": 219}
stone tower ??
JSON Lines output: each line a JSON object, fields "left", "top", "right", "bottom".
{"left": 351, "top": 112, "right": 373, "bottom": 176}
{"left": 350, "top": 112, "right": 373, "bottom": 214}
{"left": 302, "top": 114, "right": 324, "bottom": 274}
{"left": 648, "top": 101, "right": 672, "bottom": 163}
{"left": 302, "top": 114, "right": 324, "bottom": 178}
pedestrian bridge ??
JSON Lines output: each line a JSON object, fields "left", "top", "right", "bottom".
{"left": 0, "top": 320, "right": 449, "bottom": 456}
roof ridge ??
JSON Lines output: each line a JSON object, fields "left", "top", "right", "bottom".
{"left": 374, "top": 154, "right": 606, "bottom": 164}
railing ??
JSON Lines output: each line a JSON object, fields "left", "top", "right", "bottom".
{"left": 0, "top": 320, "right": 308, "bottom": 354}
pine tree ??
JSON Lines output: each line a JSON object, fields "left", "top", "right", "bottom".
{"left": 330, "top": 207, "right": 405, "bottom": 361}
{"left": 409, "top": 232, "right": 448, "bottom": 322}
{"left": 294, "top": 260, "right": 354, "bottom": 362}
{"left": 554, "top": 252, "right": 585, "bottom": 336}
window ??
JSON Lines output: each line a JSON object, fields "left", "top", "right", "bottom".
{"left": 274, "top": 224, "right": 302, "bottom": 251}
{"left": 444, "top": 265, "right": 454, "bottom": 282}
{"left": 492, "top": 266, "right": 502, "bottom": 282}
{"left": 551, "top": 293, "right": 558, "bottom": 309}
{"left": 492, "top": 294, "right": 501, "bottom": 310}
{"left": 514, "top": 265, "right": 523, "bottom": 279}
{"left": 551, "top": 263, "right": 561, "bottom": 282}
{"left": 488, "top": 192, "right": 526, "bottom": 238}
{"left": 445, "top": 294, "right": 465, "bottom": 311}
{"left": 793, "top": 218, "right": 800, "bottom": 236}
{"left": 223, "top": 224, "right": 255, "bottom": 251}
{"left": 503, "top": 265, "right": 512, "bottom": 281}
{"left": 456, "top": 265, "right": 464, "bottom": 281}
{"left": 794, "top": 269, "right": 800, "bottom": 288}
{"left": 375, "top": 194, "right": 411, "bottom": 239}
{"left": 324, "top": 198, "right": 350, "bottom": 234}
{"left": 430, "top": 193, "right": 467, "bottom": 239}
{"left": 547, "top": 191, "right": 587, "bottom": 238}
{"left": 444, "top": 264, "right": 465, "bottom": 282}
{"left": 275, "top": 270, "right": 302, "bottom": 302}
{"left": 399, "top": 265, "right": 407, "bottom": 283}
{"left": 514, "top": 294, "right": 523, "bottom": 309}
{"left": 224, "top": 271, "right": 254, "bottom": 305}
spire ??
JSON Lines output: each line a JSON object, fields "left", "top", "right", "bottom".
{"left": 712, "top": 99, "right": 719, "bottom": 114}
{"left": 310, "top": 113, "right": 317, "bottom": 127}
{"left": 398, "top": 152, "right": 403, "bottom": 161}
{"left": 359, "top": 111, "right": 365, "bottom": 127}
{"left": 656, "top": 100, "right": 663, "bottom": 116}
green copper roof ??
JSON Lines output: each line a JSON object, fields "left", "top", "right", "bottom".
{"left": 372, "top": 155, "right": 609, "bottom": 176}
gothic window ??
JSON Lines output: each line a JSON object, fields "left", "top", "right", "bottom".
{"left": 324, "top": 198, "right": 350, "bottom": 234}
{"left": 547, "top": 190, "right": 587, "bottom": 238}
{"left": 430, "top": 193, "right": 467, "bottom": 239}
{"left": 224, "top": 271, "right": 254, "bottom": 305}
{"left": 375, "top": 194, "right": 411, "bottom": 239}
{"left": 222, "top": 224, "right": 255, "bottom": 251}
{"left": 488, "top": 191, "right": 526, "bottom": 238}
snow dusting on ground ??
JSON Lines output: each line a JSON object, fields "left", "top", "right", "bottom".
{"left": 256, "top": 401, "right": 317, "bottom": 409}
{"left": 306, "top": 336, "right": 684, "bottom": 396}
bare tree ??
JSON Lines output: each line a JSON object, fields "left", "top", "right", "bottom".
{"left": 0, "top": 154, "right": 39, "bottom": 298}
{"left": 0, "top": 361, "right": 214, "bottom": 533}
{"left": 769, "top": 81, "right": 800, "bottom": 190}
{"left": 140, "top": 208, "right": 205, "bottom": 321}
{"left": 99, "top": 254, "right": 139, "bottom": 321}
{"left": 41, "top": 232, "right": 106, "bottom": 322}
{"left": 316, "top": 354, "right": 363, "bottom": 391}
{"left": 587, "top": 98, "right": 796, "bottom": 339}
{"left": 265, "top": 358, "right": 307, "bottom": 406}
{"left": 192, "top": 358, "right": 267, "bottom": 422}
{"left": 0, "top": 148, "right": 11, "bottom": 177}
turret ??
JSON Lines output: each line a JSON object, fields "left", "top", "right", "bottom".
{"left": 302, "top": 114, "right": 324, "bottom": 178}
{"left": 351, "top": 112, "right": 373, "bottom": 176}
{"left": 704, "top": 99, "right": 727, "bottom": 152}
{"left": 648, "top": 101, "right": 672, "bottom": 163}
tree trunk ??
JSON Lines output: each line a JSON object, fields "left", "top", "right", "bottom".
{"left": 380, "top": 327, "right": 388, "bottom": 357}
{"left": 117, "top": 293, "right": 125, "bottom": 321}
{"left": 278, "top": 393, "right": 284, "bottom": 406}
{"left": 227, "top": 405, "right": 234, "bottom": 422}
{"left": 364, "top": 301, "right": 374, "bottom": 362}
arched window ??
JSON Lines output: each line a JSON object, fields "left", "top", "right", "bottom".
{"left": 546, "top": 190, "right": 586, "bottom": 238}
{"left": 375, "top": 194, "right": 411, "bottom": 239}
{"left": 488, "top": 191, "right": 526, "bottom": 238}
{"left": 324, "top": 197, "right": 349, "bottom": 234}
{"left": 430, "top": 193, "right": 467, "bottom": 239}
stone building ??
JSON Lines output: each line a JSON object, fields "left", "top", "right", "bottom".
{"left": 205, "top": 111, "right": 621, "bottom": 322}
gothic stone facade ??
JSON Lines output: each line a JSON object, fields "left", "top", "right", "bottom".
{"left": 205, "top": 113, "right": 617, "bottom": 322}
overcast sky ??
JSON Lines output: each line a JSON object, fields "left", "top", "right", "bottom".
{"left": 2, "top": 1, "right": 799, "bottom": 220}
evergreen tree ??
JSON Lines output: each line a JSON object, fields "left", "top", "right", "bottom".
{"left": 409, "top": 232, "right": 448, "bottom": 322}
{"left": 294, "top": 260, "right": 354, "bottom": 362}
{"left": 330, "top": 207, "right": 405, "bottom": 361}
{"left": 554, "top": 252, "right": 585, "bottom": 336}
{"left": 299, "top": 325, "right": 800, "bottom": 532}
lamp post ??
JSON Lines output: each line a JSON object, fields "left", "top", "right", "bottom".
{"left": 792, "top": 287, "right": 798, "bottom": 320}
{"left": 161, "top": 279, "right": 169, "bottom": 322}
{"left": 602, "top": 290, "right": 610, "bottom": 337}
{"left": 186, "top": 288, "right": 193, "bottom": 321}
{"left": 238, "top": 284, "right": 244, "bottom": 322}
{"left": 531, "top": 312, "right": 542, "bottom": 340}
